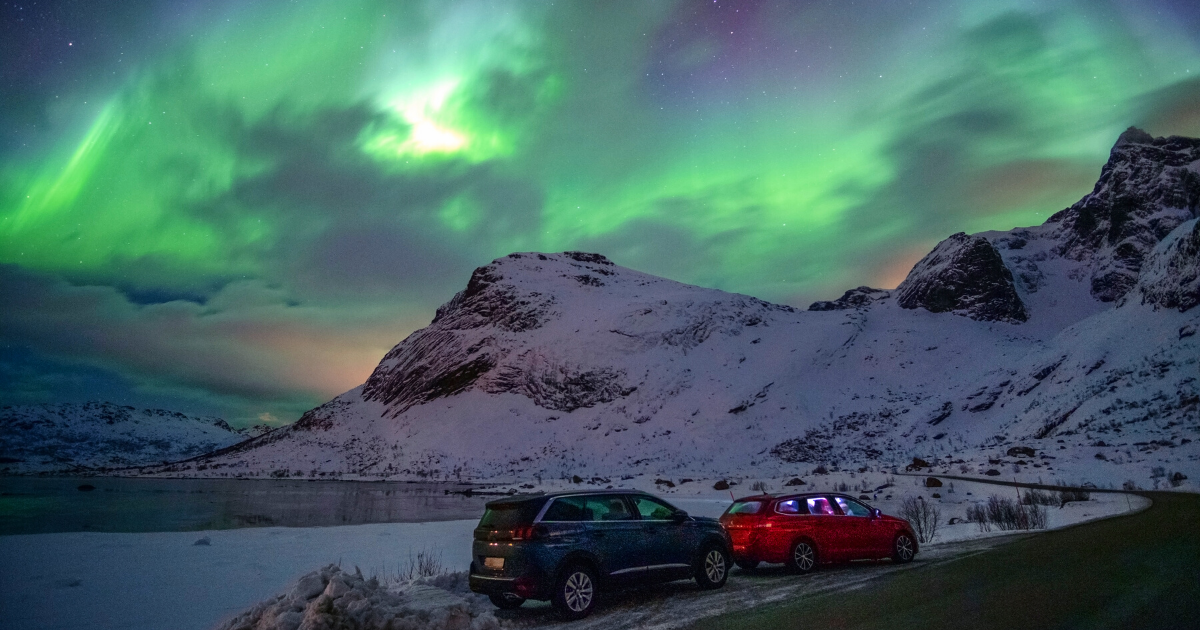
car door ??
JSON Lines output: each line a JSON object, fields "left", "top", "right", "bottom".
{"left": 773, "top": 497, "right": 816, "bottom": 562}
{"left": 832, "top": 496, "right": 873, "bottom": 559}
{"left": 581, "top": 494, "right": 645, "bottom": 579}
{"left": 803, "top": 495, "right": 843, "bottom": 559}
{"left": 629, "top": 494, "right": 693, "bottom": 575}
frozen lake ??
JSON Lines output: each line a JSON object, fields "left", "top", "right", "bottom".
{"left": 0, "top": 476, "right": 493, "bottom": 535}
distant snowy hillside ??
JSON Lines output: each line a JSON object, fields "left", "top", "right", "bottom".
{"left": 171, "top": 129, "right": 1199, "bottom": 486}
{"left": 0, "top": 402, "right": 259, "bottom": 473}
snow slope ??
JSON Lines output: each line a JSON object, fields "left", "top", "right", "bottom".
{"left": 162, "top": 129, "right": 1199, "bottom": 485}
{"left": 0, "top": 402, "right": 263, "bottom": 474}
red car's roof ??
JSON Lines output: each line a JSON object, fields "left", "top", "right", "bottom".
{"left": 730, "top": 492, "right": 872, "bottom": 504}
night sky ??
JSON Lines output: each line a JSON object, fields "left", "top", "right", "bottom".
{"left": 3, "top": 0, "right": 1199, "bottom": 426}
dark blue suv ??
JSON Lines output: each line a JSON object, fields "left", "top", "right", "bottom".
{"left": 468, "top": 489, "right": 731, "bottom": 619}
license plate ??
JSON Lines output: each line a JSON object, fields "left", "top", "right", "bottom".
{"left": 484, "top": 557, "right": 504, "bottom": 570}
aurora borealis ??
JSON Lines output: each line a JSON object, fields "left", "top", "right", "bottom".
{"left": 3, "top": 1, "right": 1200, "bottom": 425}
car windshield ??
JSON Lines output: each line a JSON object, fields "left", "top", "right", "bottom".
{"left": 726, "top": 500, "right": 763, "bottom": 515}
{"left": 478, "top": 500, "right": 544, "bottom": 528}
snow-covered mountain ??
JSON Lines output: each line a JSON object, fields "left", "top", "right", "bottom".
{"left": 0, "top": 402, "right": 264, "bottom": 473}
{"left": 167, "top": 128, "right": 1200, "bottom": 485}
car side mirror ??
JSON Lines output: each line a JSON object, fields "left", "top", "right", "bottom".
{"left": 872, "top": 508, "right": 882, "bottom": 519}
{"left": 672, "top": 510, "right": 689, "bottom": 523}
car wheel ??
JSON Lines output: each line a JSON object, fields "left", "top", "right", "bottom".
{"left": 788, "top": 539, "right": 817, "bottom": 574}
{"left": 488, "top": 592, "right": 526, "bottom": 610}
{"left": 893, "top": 533, "right": 916, "bottom": 563}
{"left": 695, "top": 543, "right": 729, "bottom": 589}
{"left": 735, "top": 559, "right": 759, "bottom": 572}
{"left": 552, "top": 564, "right": 598, "bottom": 620}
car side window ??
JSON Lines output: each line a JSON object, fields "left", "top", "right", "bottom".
{"left": 583, "top": 495, "right": 636, "bottom": 521}
{"left": 806, "top": 497, "right": 836, "bottom": 515}
{"left": 775, "top": 499, "right": 807, "bottom": 515}
{"left": 631, "top": 496, "right": 676, "bottom": 520}
{"left": 834, "top": 497, "right": 871, "bottom": 517}
{"left": 542, "top": 496, "right": 588, "bottom": 521}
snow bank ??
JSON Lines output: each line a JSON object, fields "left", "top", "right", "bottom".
{"left": 215, "top": 566, "right": 499, "bottom": 630}
{"left": 0, "top": 520, "right": 481, "bottom": 630}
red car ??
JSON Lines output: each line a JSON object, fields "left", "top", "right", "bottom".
{"left": 719, "top": 492, "right": 917, "bottom": 572}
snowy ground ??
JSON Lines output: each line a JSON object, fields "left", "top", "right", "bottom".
{"left": 0, "top": 479, "right": 1151, "bottom": 630}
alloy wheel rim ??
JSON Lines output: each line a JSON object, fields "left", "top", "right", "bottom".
{"left": 705, "top": 549, "right": 726, "bottom": 582}
{"left": 795, "top": 543, "right": 814, "bottom": 570}
{"left": 897, "top": 536, "right": 914, "bottom": 560}
{"left": 564, "top": 571, "right": 593, "bottom": 612}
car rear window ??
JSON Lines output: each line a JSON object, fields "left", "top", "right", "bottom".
{"left": 478, "top": 500, "right": 545, "bottom": 528}
{"left": 727, "top": 500, "right": 764, "bottom": 515}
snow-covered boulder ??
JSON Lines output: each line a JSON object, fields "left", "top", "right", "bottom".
{"left": 215, "top": 566, "right": 500, "bottom": 630}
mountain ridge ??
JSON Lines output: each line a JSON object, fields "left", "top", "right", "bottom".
{"left": 62, "top": 129, "right": 1200, "bottom": 486}
{"left": 0, "top": 401, "right": 268, "bottom": 474}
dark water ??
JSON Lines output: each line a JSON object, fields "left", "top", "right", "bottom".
{"left": 0, "top": 476, "right": 495, "bottom": 535}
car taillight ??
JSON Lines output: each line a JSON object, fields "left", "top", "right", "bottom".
{"left": 511, "top": 524, "right": 547, "bottom": 541}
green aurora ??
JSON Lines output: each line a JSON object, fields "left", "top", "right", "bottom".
{"left": 3, "top": 0, "right": 1200, "bottom": 424}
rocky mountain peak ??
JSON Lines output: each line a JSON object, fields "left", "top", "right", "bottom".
{"left": 895, "top": 232, "right": 1028, "bottom": 323}
{"left": 1046, "top": 128, "right": 1200, "bottom": 302}
{"left": 359, "top": 252, "right": 674, "bottom": 417}
{"left": 1113, "top": 126, "right": 1155, "bottom": 149}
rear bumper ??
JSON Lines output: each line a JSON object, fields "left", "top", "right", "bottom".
{"left": 469, "top": 572, "right": 548, "bottom": 600}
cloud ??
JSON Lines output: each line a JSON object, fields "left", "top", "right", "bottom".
{"left": 0, "top": 265, "right": 430, "bottom": 421}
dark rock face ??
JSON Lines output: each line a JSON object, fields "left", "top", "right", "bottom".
{"left": 484, "top": 360, "right": 636, "bottom": 412}
{"left": 362, "top": 261, "right": 557, "bottom": 415}
{"left": 361, "top": 253, "right": 650, "bottom": 417}
{"left": 1047, "top": 127, "right": 1200, "bottom": 302}
{"left": 1134, "top": 219, "right": 1200, "bottom": 312}
{"left": 809, "top": 287, "right": 889, "bottom": 311}
{"left": 895, "top": 233, "right": 1028, "bottom": 323}
{"left": 563, "top": 251, "right": 614, "bottom": 265}
{"left": 906, "top": 457, "right": 932, "bottom": 471}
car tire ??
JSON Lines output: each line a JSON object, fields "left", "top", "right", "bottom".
{"left": 893, "top": 533, "right": 916, "bottom": 563}
{"left": 695, "top": 543, "right": 730, "bottom": 589}
{"left": 788, "top": 539, "right": 818, "bottom": 574}
{"left": 552, "top": 564, "right": 598, "bottom": 620}
{"left": 735, "top": 559, "right": 759, "bottom": 572}
{"left": 488, "top": 593, "right": 525, "bottom": 610}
